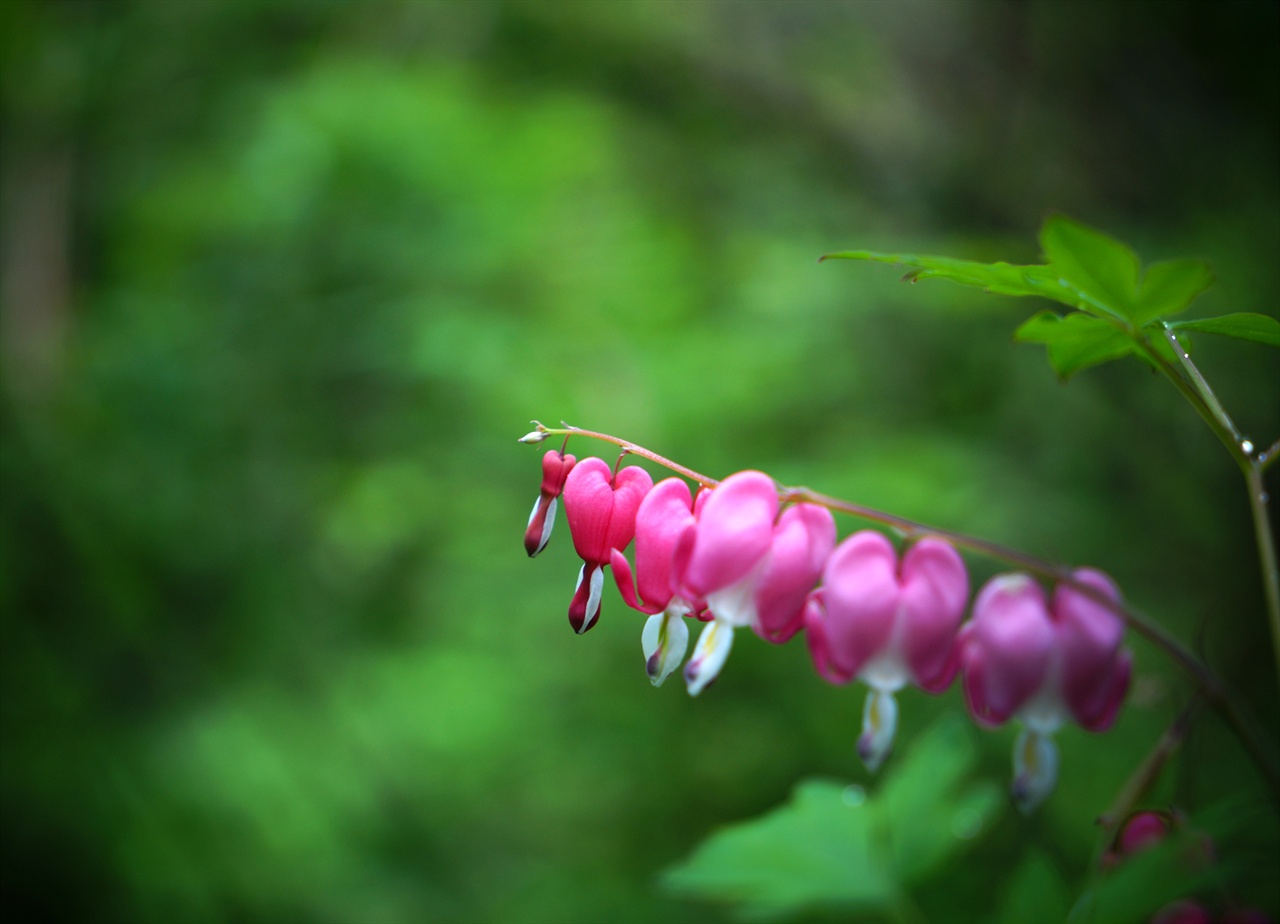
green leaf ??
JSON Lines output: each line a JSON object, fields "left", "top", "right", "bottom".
{"left": 995, "top": 852, "right": 1071, "bottom": 924}
{"left": 660, "top": 778, "right": 893, "bottom": 920}
{"left": 819, "top": 250, "right": 1048, "bottom": 298}
{"left": 1038, "top": 215, "right": 1140, "bottom": 321}
{"left": 1133, "top": 259, "right": 1214, "bottom": 323}
{"left": 877, "top": 714, "right": 1002, "bottom": 884}
{"left": 1014, "top": 311, "right": 1136, "bottom": 378}
{"left": 660, "top": 713, "right": 1004, "bottom": 920}
{"left": 1170, "top": 312, "right": 1280, "bottom": 347}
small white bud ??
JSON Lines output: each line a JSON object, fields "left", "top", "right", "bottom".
{"left": 518, "top": 430, "right": 548, "bottom": 444}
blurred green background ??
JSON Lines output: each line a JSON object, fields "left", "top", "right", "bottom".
{"left": 2, "top": 1, "right": 1278, "bottom": 921}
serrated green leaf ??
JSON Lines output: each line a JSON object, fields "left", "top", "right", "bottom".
{"left": 996, "top": 852, "right": 1071, "bottom": 924}
{"left": 1014, "top": 311, "right": 1136, "bottom": 377}
{"left": 1039, "top": 215, "right": 1140, "bottom": 321}
{"left": 1133, "top": 259, "right": 1214, "bottom": 323}
{"left": 1170, "top": 312, "right": 1280, "bottom": 347}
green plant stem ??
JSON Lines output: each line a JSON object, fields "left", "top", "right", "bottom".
{"left": 1098, "top": 699, "right": 1199, "bottom": 837}
{"left": 523, "top": 421, "right": 1280, "bottom": 796}
{"left": 1151, "top": 327, "right": 1280, "bottom": 695}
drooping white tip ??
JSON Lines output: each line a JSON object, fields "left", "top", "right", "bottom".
{"left": 857, "top": 688, "right": 898, "bottom": 773}
{"left": 1011, "top": 728, "right": 1058, "bottom": 815}
{"left": 642, "top": 610, "right": 690, "bottom": 687}
{"left": 684, "top": 619, "right": 734, "bottom": 697}
{"left": 519, "top": 430, "right": 548, "bottom": 444}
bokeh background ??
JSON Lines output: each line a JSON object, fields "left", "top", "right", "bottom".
{"left": 3, "top": 1, "right": 1278, "bottom": 921}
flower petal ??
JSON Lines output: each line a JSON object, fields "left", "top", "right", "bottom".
{"left": 857, "top": 688, "right": 898, "bottom": 773}
{"left": 962, "top": 574, "right": 1054, "bottom": 724}
{"left": 676, "top": 471, "right": 777, "bottom": 599}
{"left": 816, "top": 531, "right": 900, "bottom": 681}
{"left": 753, "top": 503, "right": 836, "bottom": 644}
{"left": 642, "top": 609, "right": 689, "bottom": 687}
{"left": 685, "top": 618, "right": 735, "bottom": 697}
{"left": 899, "top": 538, "right": 969, "bottom": 691}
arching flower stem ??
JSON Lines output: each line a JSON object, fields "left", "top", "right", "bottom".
{"left": 522, "top": 420, "right": 1280, "bottom": 796}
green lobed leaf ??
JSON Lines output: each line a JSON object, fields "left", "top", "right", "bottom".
{"left": 824, "top": 218, "right": 1217, "bottom": 331}
{"left": 660, "top": 713, "right": 1004, "bottom": 920}
{"left": 1169, "top": 312, "right": 1280, "bottom": 347}
{"left": 1014, "top": 311, "right": 1136, "bottom": 378}
{"left": 1133, "top": 259, "right": 1214, "bottom": 323}
{"left": 1038, "top": 214, "right": 1140, "bottom": 321}
{"left": 660, "top": 778, "right": 893, "bottom": 920}
{"left": 876, "top": 714, "right": 1002, "bottom": 885}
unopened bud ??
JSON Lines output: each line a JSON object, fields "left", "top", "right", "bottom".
{"left": 518, "top": 430, "right": 548, "bottom": 444}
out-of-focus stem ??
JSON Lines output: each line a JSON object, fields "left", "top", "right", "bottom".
{"left": 524, "top": 421, "right": 1280, "bottom": 795}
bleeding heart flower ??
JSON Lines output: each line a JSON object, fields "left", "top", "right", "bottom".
{"left": 524, "top": 450, "right": 576, "bottom": 557}
{"left": 561, "top": 457, "right": 652, "bottom": 634}
{"left": 671, "top": 471, "right": 779, "bottom": 696}
{"left": 804, "top": 531, "right": 969, "bottom": 771}
{"left": 959, "top": 569, "right": 1131, "bottom": 813}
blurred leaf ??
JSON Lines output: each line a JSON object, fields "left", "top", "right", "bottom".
{"left": 660, "top": 778, "right": 892, "bottom": 920}
{"left": 661, "top": 713, "right": 1003, "bottom": 920}
{"left": 995, "top": 851, "right": 1071, "bottom": 924}
{"left": 1169, "top": 313, "right": 1280, "bottom": 347}
{"left": 877, "top": 714, "right": 1003, "bottom": 884}
{"left": 1038, "top": 215, "right": 1140, "bottom": 321}
{"left": 1014, "top": 311, "right": 1136, "bottom": 378}
{"left": 1133, "top": 259, "right": 1215, "bottom": 324}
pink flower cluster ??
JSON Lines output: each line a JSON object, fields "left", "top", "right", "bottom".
{"left": 525, "top": 450, "right": 1132, "bottom": 812}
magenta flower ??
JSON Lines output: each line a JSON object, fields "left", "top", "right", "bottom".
{"left": 524, "top": 450, "right": 576, "bottom": 557}
{"left": 561, "top": 457, "right": 653, "bottom": 634}
{"left": 804, "top": 531, "right": 969, "bottom": 771}
{"left": 610, "top": 477, "right": 706, "bottom": 685}
{"left": 960, "top": 569, "right": 1131, "bottom": 812}
{"left": 670, "top": 470, "right": 779, "bottom": 696}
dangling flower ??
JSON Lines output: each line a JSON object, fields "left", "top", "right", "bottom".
{"left": 670, "top": 471, "right": 779, "bottom": 696}
{"left": 959, "top": 569, "right": 1131, "bottom": 813}
{"left": 610, "top": 477, "right": 706, "bottom": 686}
{"left": 561, "top": 457, "right": 653, "bottom": 634}
{"left": 524, "top": 450, "right": 576, "bottom": 557}
{"left": 804, "top": 531, "right": 969, "bottom": 771}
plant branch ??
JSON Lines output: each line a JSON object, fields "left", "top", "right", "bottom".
{"left": 522, "top": 421, "right": 1280, "bottom": 795}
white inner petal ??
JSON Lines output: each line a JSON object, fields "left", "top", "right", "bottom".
{"left": 704, "top": 556, "right": 769, "bottom": 628}
{"left": 534, "top": 497, "right": 556, "bottom": 555}
{"left": 858, "top": 688, "right": 898, "bottom": 773}
{"left": 579, "top": 563, "right": 604, "bottom": 634}
{"left": 685, "top": 619, "right": 734, "bottom": 697}
{"left": 1012, "top": 728, "right": 1059, "bottom": 815}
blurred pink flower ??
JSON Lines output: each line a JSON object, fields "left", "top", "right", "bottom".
{"left": 804, "top": 531, "right": 969, "bottom": 771}
{"left": 960, "top": 569, "right": 1131, "bottom": 812}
